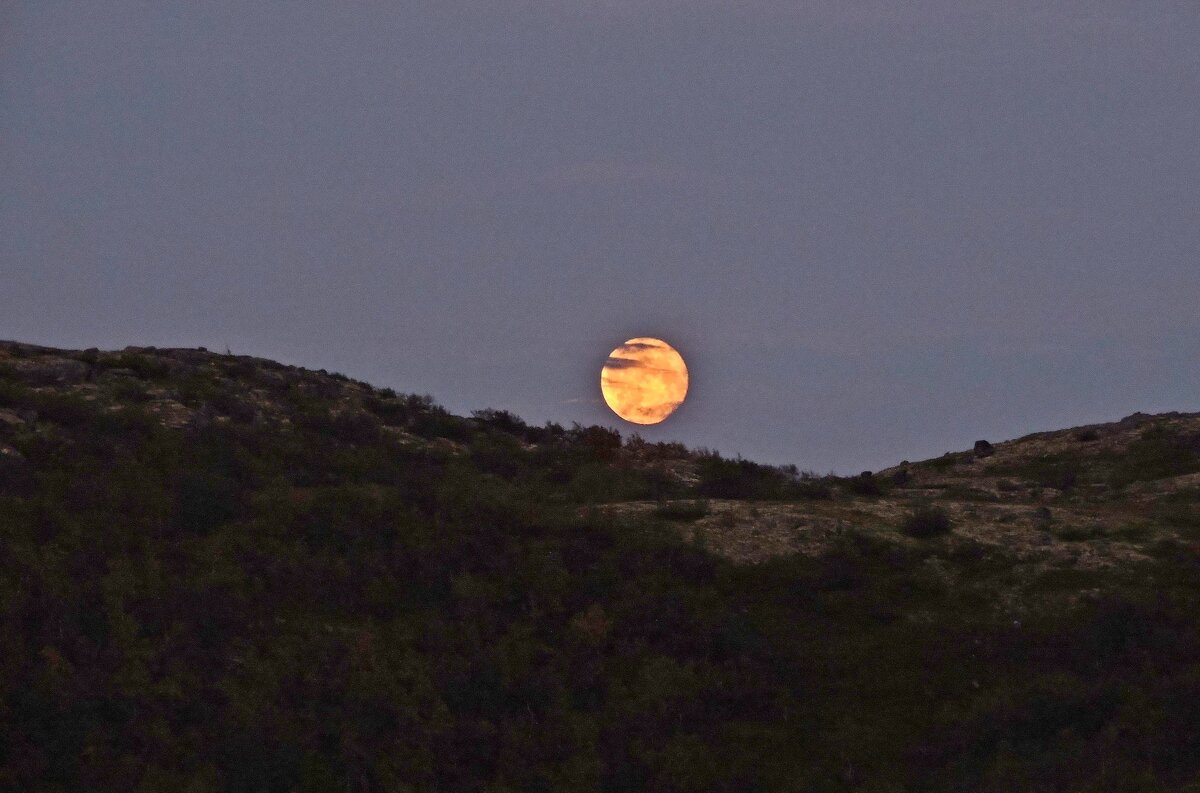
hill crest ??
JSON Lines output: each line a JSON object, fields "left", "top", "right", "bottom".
{"left": 5, "top": 339, "right": 1199, "bottom": 570}
{"left": 4, "top": 339, "right": 1200, "bottom": 790}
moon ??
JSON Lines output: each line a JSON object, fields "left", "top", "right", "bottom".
{"left": 600, "top": 337, "right": 689, "bottom": 425}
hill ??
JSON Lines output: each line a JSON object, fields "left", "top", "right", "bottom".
{"left": 2, "top": 341, "right": 1199, "bottom": 791}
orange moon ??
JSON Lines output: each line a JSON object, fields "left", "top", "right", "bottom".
{"left": 600, "top": 337, "right": 689, "bottom": 425}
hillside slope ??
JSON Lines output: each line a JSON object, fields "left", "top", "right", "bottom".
{"left": 649, "top": 409, "right": 1200, "bottom": 568}
{"left": 2, "top": 341, "right": 1199, "bottom": 792}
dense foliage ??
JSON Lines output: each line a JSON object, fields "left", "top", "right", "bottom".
{"left": 899, "top": 504, "right": 954, "bottom": 538}
{"left": 2, "top": 346, "right": 1200, "bottom": 791}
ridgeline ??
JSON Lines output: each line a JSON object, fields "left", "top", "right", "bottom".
{"left": 2, "top": 341, "right": 1199, "bottom": 791}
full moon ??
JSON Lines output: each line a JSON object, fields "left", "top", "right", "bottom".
{"left": 600, "top": 337, "right": 689, "bottom": 425}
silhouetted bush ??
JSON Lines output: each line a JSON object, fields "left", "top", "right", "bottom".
{"left": 900, "top": 503, "right": 953, "bottom": 537}
{"left": 411, "top": 405, "right": 473, "bottom": 442}
{"left": 471, "top": 408, "right": 527, "bottom": 435}
{"left": 573, "top": 424, "right": 622, "bottom": 462}
{"left": 696, "top": 455, "right": 794, "bottom": 500}
{"left": 790, "top": 476, "right": 834, "bottom": 500}
{"left": 844, "top": 472, "right": 888, "bottom": 497}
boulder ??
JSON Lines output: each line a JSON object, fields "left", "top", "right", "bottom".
{"left": 973, "top": 440, "right": 994, "bottom": 458}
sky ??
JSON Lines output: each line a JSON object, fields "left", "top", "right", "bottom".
{"left": 3, "top": 1, "right": 1199, "bottom": 472}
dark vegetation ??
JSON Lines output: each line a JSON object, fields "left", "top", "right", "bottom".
{"left": 2, "top": 344, "right": 1200, "bottom": 791}
{"left": 695, "top": 455, "right": 832, "bottom": 501}
{"left": 985, "top": 424, "right": 1200, "bottom": 492}
{"left": 842, "top": 471, "right": 889, "bottom": 497}
{"left": 899, "top": 503, "right": 954, "bottom": 538}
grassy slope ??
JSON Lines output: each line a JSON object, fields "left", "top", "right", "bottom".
{"left": 2, "top": 341, "right": 1200, "bottom": 792}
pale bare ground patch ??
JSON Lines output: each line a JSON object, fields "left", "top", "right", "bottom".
{"left": 146, "top": 399, "right": 195, "bottom": 429}
{"left": 590, "top": 408, "right": 1197, "bottom": 599}
{"left": 601, "top": 495, "right": 1159, "bottom": 571}
{"left": 1127, "top": 471, "right": 1200, "bottom": 499}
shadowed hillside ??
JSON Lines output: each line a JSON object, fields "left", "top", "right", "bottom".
{"left": 2, "top": 341, "right": 1200, "bottom": 792}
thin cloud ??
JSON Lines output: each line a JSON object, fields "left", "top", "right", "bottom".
{"left": 604, "top": 356, "right": 644, "bottom": 369}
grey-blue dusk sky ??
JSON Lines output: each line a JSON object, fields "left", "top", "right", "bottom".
{"left": 3, "top": 2, "right": 1199, "bottom": 472}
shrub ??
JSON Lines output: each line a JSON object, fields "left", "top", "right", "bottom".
{"left": 991, "top": 454, "right": 1082, "bottom": 492}
{"left": 573, "top": 424, "right": 621, "bottom": 462}
{"left": 1108, "top": 426, "right": 1200, "bottom": 487}
{"left": 111, "top": 377, "right": 152, "bottom": 403}
{"left": 24, "top": 392, "right": 95, "bottom": 428}
{"left": 209, "top": 391, "right": 259, "bottom": 423}
{"left": 471, "top": 408, "right": 528, "bottom": 436}
{"left": 566, "top": 462, "right": 653, "bottom": 503}
{"left": 411, "top": 409, "right": 473, "bottom": 442}
{"left": 844, "top": 472, "right": 887, "bottom": 497}
{"left": 696, "top": 454, "right": 796, "bottom": 500}
{"left": 330, "top": 411, "right": 382, "bottom": 444}
{"left": 789, "top": 476, "right": 833, "bottom": 500}
{"left": 98, "top": 353, "right": 169, "bottom": 380}
{"left": 363, "top": 395, "right": 412, "bottom": 426}
{"left": 900, "top": 503, "right": 953, "bottom": 538}
{"left": 469, "top": 431, "right": 525, "bottom": 479}
{"left": 174, "top": 472, "right": 241, "bottom": 534}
